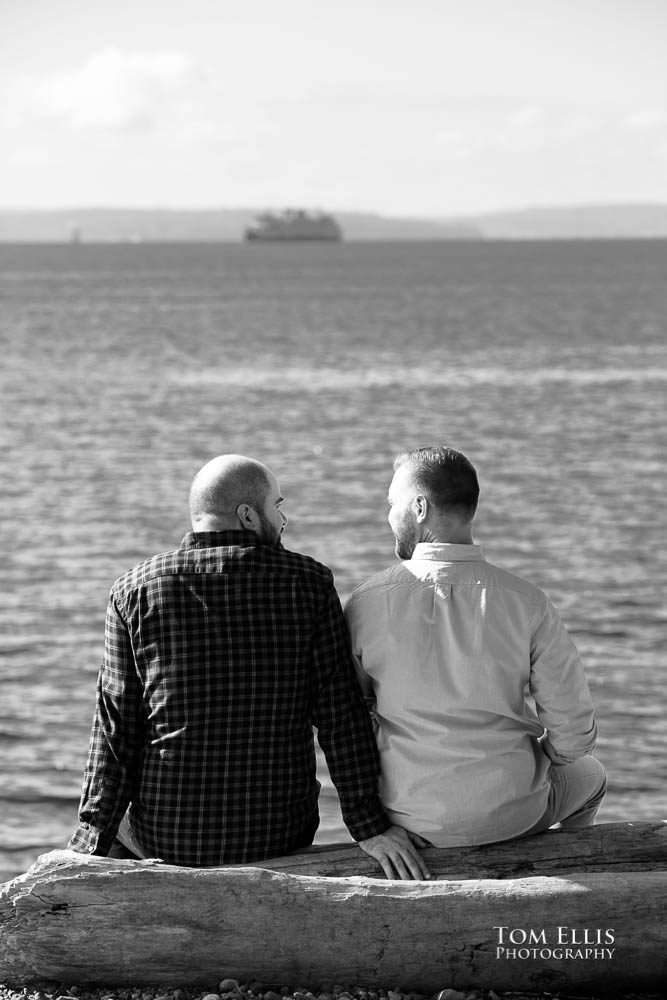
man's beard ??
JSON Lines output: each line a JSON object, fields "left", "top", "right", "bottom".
{"left": 257, "top": 513, "right": 282, "bottom": 547}
{"left": 393, "top": 514, "right": 418, "bottom": 560}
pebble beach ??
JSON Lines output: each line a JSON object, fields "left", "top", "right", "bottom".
{"left": 0, "top": 977, "right": 662, "bottom": 1000}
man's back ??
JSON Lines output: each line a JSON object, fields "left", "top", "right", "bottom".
{"left": 71, "top": 529, "right": 385, "bottom": 865}
{"left": 345, "top": 542, "right": 598, "bottom": 846}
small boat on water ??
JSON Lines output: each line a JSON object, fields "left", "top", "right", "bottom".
{"left": 244, "top": 209, "right": 343, "bottom": 242}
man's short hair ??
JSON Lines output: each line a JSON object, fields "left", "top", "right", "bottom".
{"left": 394, "top": 446, "right": 480, "bottom": 522}
{"left": 189, "top": 459, "right": 271, "bottom": 522}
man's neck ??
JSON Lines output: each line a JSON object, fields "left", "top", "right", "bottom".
{"left": 421, "top": 524, "right": 475, "bottom": 546}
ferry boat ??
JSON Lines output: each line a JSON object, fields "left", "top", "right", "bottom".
{"left": 244, "top": 209, "right": 343, "bottom": 242}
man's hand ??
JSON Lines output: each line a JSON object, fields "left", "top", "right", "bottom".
{"left": 358, "top": 825, "right": 432, "bottom": 880}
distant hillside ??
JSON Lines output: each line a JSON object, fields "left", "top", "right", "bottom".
{"left": 470, "top": 203, "right": 667, "bottom": 239}
{"left": 0, "top": 208, "right": 252, "bottom": 243}
{"left": 0, "top": 208, "right": 480, "bottom": 243}
{"left": 339, "top": 212, "right": 481, "bottom": 240}
{"left": 0, "top": 204, "right": 666, "bottom": 242}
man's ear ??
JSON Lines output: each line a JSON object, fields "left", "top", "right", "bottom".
{"left": 414, "top": 494, "right": 429, "bottom": 523}
{"left": 236, "top": 503, "right": 257, "bottom": 530}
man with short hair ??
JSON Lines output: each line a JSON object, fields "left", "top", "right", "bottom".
{"left": 345, "top": 446, "right": 606, "bottom": 848}
{"left": 69, "top": 454, "right": 429, "bottom": 879}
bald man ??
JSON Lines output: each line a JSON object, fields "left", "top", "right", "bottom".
{"left": 68, "top": 455, "right": 428, "bottom": 879}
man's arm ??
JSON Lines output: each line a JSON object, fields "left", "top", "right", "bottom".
{"left": 349, "top": 641, "right": 376, "bottom": 708}
{"left": 68, "top": 593, "right": 144, "bottom": 856}
{"left": 530, "top": 597, "right": 598, "bottom": 764}
{"left": 311, "top": 583, "right": 430, "bottom": 880}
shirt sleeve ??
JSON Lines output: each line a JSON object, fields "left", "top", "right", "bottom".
{"left": 67, "top": 592, "right": 144, "bottom": 856}
{"left": 529, "top": 597, "right": 598, "bottom": 764}
{"left": 311, "top": 583, "right": 391, "bottom": 842}
{"left": 343, "top": 597, "right": 380, "bottom": 739}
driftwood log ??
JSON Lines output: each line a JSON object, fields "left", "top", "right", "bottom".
{"left": 1, "top": 822, "right": 666, "bottom": 994}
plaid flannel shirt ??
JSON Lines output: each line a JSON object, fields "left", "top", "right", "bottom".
{"left": 68, "top": 530, "right": 390, "bottom": 865}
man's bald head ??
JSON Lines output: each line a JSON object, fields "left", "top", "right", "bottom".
{"left": 189, "top": 454, "right": 273, "bottom": 531}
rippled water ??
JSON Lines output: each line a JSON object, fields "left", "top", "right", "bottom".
{"left": 1, "top": 239, "right": 666, "bottom": 884}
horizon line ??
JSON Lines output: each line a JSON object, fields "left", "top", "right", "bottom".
{"left": 1, "top": 200, "right": 667, "bottom": 219}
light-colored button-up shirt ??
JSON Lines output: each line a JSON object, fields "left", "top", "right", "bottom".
{"left": 344, "top": 543, "right": 598, "bottom": 846}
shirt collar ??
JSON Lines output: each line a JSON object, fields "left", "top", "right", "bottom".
{"left": 410, "top": 542, "right": 485, "bottom": 562}
{"left": 180, "top": 529, "right": 260, "bottom": 550}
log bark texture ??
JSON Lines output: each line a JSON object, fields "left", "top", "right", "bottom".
{"left": 1, "top": 822, "right": 666, "bottom": 994}
{"left": 257, "top": 819, "right": 667, "bottom": 878}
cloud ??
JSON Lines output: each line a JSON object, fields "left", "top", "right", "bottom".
{"left": 623, "top": 108, "right": 665, "bottom": 131}
{"left": 507, "top": 105, "right": 543, "bottom": 129}
{"left": 433, "top": 128, "right": 473, "bottom": 160}
{"left": 5, "top": 47, "right": 200, "bottom": 132}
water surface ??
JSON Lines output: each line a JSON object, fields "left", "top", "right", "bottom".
{"left": 1, "top": 240, "right": 665, "bottom": 882}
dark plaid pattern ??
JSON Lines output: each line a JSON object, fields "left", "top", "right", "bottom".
{"left": 69, "top": 530, "right": 389, "bottom": 865}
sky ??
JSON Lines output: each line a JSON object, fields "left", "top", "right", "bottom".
{"left": 1, "top": 0, "right": 666, "bottom": 216}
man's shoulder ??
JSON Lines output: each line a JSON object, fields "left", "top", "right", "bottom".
{"left": 346, "top": 563, "right": 413, "bottom": 605}
{"left": 272, "top": 545, "right": 335, "bottom": 585}
{"left": 111, "top": 547, "right": 183, "bottom": 595}
{"left": 345, "top": 557, "right": 548, "bottom": 609}
{"left": 477, "top": 559, "right": 547, "bottom": 605}
{"left": 111, "top": 543, "right": 335, "bottom": 596}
